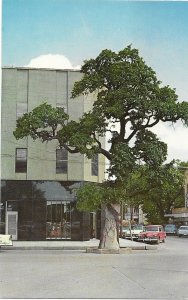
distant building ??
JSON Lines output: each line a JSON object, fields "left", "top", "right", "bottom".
{"left": 123, "top": 205, "right": 146, "bottom": 225}
{"left": 1, "top": 67, "right": 105, "bottom": 241}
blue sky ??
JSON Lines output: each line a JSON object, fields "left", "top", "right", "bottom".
{"left": 2, "top": 0, "right": 188, "bottom": 162}
{"left": 2, "top": 0, "right": 188, "bottom": 100}
{"left": 3, "top": 0, "right": 188, "bottom": 71}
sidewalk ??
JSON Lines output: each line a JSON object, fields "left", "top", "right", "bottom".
{"left": 2, "top": 238, "right": 157, "bottom": 251}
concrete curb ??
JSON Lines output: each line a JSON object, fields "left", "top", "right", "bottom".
{"left": 86, "top": 247, "right": 120, "bottom": 254}
{"left": 122, "top": 244, "right": 158, "bottom": 250}
{"left": 145, "top": 244, "right": 158, "bottom": 250}
{"left": 1, "top": 246, "right": 87, "bottom": 251}
{"left": 86, "top": 247, "right": 134, "bottom": 254}
{"left": 1, "top": 244, "right": 157, "bottom": 251}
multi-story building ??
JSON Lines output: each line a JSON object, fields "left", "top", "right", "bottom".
{"left": 1, "top": 67, "right": 105, "bottom": 241}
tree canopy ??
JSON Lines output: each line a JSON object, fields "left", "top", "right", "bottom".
{"left": 75, "top": 160, "right": 185, "bottom": 225}
{"left": 14, "top": 45, "right": 188, "bottom": 181}
{"left": 124, "top": 160, "right": 185, "bottom": 224}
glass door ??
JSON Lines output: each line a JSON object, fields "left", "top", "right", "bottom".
{"left": 46, "top": 201, "right": 71, "bottom": 239}
{"left": 6, "top": 211, "right": 18, "bottom": 240}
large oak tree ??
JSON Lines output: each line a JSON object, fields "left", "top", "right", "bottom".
{"left": 14, "top": 45, "right": 188, "bottom": 250}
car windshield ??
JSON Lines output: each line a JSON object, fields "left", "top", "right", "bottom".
{"left": 179, "top": 226, "right": 188, "bottom": 230}
{"left": 132, "top": 225, "right": 143, "bottom": 230}
{"left": 122, "top": 226, "right": 129, "bottom": 230}
{"left": 165, "top": 225, "right": 175, "bottom": 228}
{"left": 145, "top": 226, "right": 158, "bottom": 231}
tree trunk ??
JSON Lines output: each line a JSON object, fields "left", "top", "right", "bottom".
{"left": 98, "top": 203, "right": 120, "bottom": 250}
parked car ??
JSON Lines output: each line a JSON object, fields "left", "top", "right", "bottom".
{"left": 120, "top": 226, "right": 130, "bottom": 238}
{"left": 124, "top": 224, "right": 145, "bottom": 240}
{"left": 177, "top": 226, "right": 188, "bottom": 237}
{"left": 0, "top": 234, "right": 13, "bottom": 248}
{"left": 138, "top": 225, "right": 166, "bottom": 244}
{"left": 164, "top": 224, "right": 178, "bottom": 235}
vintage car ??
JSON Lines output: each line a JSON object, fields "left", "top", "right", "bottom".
{"left": 164, "top": 224, "right": 178, "bottom": 235}
{"left": 124, "top": 224, "right": 145, "bottom": 240}
{"left": 138, "top": 225, "right": 166, "bottom": 244}
{"left": 120, "top": 226, "right": 130, "bottom": 238}
{"left": 177, "top": 226, "right": 188, "bottom": 237}
{"left": 0, "top": 234, "right": 13, "bottom": 248}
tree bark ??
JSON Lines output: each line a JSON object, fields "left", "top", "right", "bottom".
{"left": 98, "top": 203, "right": 120, "bottom": 250}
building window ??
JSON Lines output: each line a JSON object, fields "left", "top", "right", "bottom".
{"left": 15, "top": 148, "right": 27, "bottom": 173}
{"left": 91, "top": 154, "right": 98, "bottom": 176}
{"left": 56, "top": 149, "right": 68, "bottom": 174}
{"left": 16, "top": 103, "right": 28, "bottom": 119}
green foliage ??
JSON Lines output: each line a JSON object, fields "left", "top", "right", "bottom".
{"left": 134, "top": 130, "right": 167, "bottom": 167}
{"left": 57, "top": 111, "right": 107, "bottom": 158}
{"left": 71, "top": 45, "right": 188, "bottom": 177}
{"left": 14, "top": 46, "right": 188, "bottom": 170}
{"left": 109, "top": 143, "right": 136, "bottom": 180}
{"left": 72, "top": 45, "right": 188, "bottom": 127}
{"left": 125, "top": 161, "right": 185, "bottom": 224}
{"left": 14, "top": 102, "right": 68, "bottom": 142}
{"left": 76, "top": 160, "right": 185, "bottom": 221}
{"left": 76, "top": 181, "right": 127, "bottom": 212}
{"left": 178, "top": 161, "right": 188, "bottom": 168}
{"left": 75, "top": 183, "right": 104, "bottom": 212}
{"left": 142, "top": 201, "right": 163, "bottom": 224}
{"left": 13, "top": 45, "right": 188, "bottom": 216}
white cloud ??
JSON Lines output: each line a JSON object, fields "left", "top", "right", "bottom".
{"left": 24, "top": 54, "right": 81, "bottom": 70}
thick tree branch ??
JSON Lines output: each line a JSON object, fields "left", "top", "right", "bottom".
{"left": 100, "top": 148, "right": 112, "bottom": 160}
{"left": 92, "top": 132, "right": 112, "bottom": 160}
{"left": 60, "top": 143, "right": 80, "bottom": 154}
{"left": 126, "top": 129, "right": 138, "bottom": 143}
{"left": 145, "top": 119, "right": 159, "bottom": 128}
{"left": 119, "top": 117, "right": 126, "bottom": 140}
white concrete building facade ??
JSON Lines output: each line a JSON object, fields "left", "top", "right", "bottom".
{"left": 1, "top": 67, "right": 105, "bottom": 241}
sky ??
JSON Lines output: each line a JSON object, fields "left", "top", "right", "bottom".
{"left": 2, "top": 0, "right": 188, "bottom": 163}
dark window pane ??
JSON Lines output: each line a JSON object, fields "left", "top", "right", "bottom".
{"left": 15, "top": 148, "right": 27, "bottom": 173}
{"left": 6, "top": 181, "right": 32, "bottom": 200}
{"left": 56, "top": 149, "right": 68, "bottom": 174}
{"left": 33, "top": 181, "right": 82, "bottom": 201}
{"left": 91, "top": 154, "right": 98, "bottom": 176}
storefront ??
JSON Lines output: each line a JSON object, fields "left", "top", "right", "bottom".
{"left": 165, "top": 207, "right": 188, "bottom": 226}
{"left": 0, "top": 180, "right": 92, "bottom": 241}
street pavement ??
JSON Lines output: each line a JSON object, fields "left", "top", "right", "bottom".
{"left": 2, "top": 237, "right": 157, "bottom": 251}
{"left": 1, "top": 237, "right": 187, "bottom": 299}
